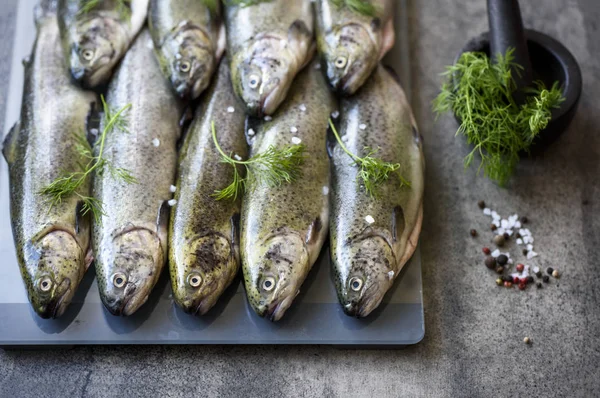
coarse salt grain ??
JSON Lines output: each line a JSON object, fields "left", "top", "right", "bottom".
{"left": 247, "top": 128, "right": 255, "bottom": 136}
{"left": 331, "top": 110, "right": 340, "bottom": 119}
{"left": 365, "top": 215, "right": 375, "bottom": 224}
{"left": 90, "top": 128, "right": 99, "bottom": 136}
{"left": 533, "top": 266, "right": 540, "bottom": 273}
{"left": 299, "top": 104, "right": 307, "bottom": 112}
{"left": 516, "top": 238, "right": 523, "bottom": 245}
{"left": 388, "top": 271, "right": 395, "bottom": 279}
{"left": 264, "top": 115, "right": 272, "bottom": 121}
{"left": 493, "top": 220, "right": 501, "bottom": 227}
{"left": 501, "top": 219, "right": 509, "bottom": 229}
{"left": 227, "top": 106, "right": 235, "bottom": 113}
{"left": 483, "top": 208, "right": 492, "bottom": 215}
{"left": 514, "top": 221, "right": 522, "bottom": 229}
{"left": 359, "top": 123, "right": 367, "bottom": 130}
{"left": 492, "top": 249, "right": 500, "bottom": 257}
{"left": 315, "top": 63, "right": 321, "bottom": 70}
{"left": 146, "top": 39, "right": 154, "bottom": 49}
{"left": 526, "top": 244, "right": 533, "bottom": 251}
{"left": 234, "top": 154, "right": 242, "bottom": 161}
{"left": 168, "top": 199, "right": 177, "bottom": 207}
{"left": 290, "top": 126, "right": 298, "bottom": 133}
{"left": 322, "top": 186, "right": 329, "bottom": 195}
{"left": 527, "top": 251, "right": 538, "bottom": 259}
{"left": 491, "top": 210, "right": 499, "bottom": 218}
{"left": 291, "top": 137, "right": 302, "bottom": 145}
{"left": 170, "top": 185, "right": 177, "bottom": 193}
{"left": 152, "top": 138, "right": 160, "bottom": 147}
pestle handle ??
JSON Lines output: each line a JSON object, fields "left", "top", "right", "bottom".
{"left": 487, "top": 0, "right": 532, "bottom": 101}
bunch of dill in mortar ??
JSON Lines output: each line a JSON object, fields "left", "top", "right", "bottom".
{"left": 433, "top": 48, "right": 564, "bottom": 185}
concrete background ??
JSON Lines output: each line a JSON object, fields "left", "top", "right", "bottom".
{"left": 1, "top": 0, "right": 599, "bottom": 396}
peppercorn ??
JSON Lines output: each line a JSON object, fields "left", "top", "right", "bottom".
{"left": 543, "top": 275, "right": 550, "bottom": 283}
{"left": 536, "top": 282, "right": 542, "bottom": 289}
{"left": 526, "top": 276, "right": 534, "bottom": 284}
{"left": 547, "top": 267, "right": 554, "bottom": 275}
{"left": 497, "top": 254, "right": 508, "bottom": 266}
{"left": 535, "top": 271, "right": 542, "bottom": 278}
{"left": 502, "top": 276, "right": 512, "bottom": 282}
{"left": 522, "top": 249, "right": 528, "bottom": 255}
{"left": 485, "top": 256, "right": 497, "bottom": 269}
{"left": 504, "top": 281, "right": 513, "bottom": 288}
{"left": 520, "top": 216, "right": 528, "bottom": 224}
{"left": 496, "top": 278, "right": 503, "bottom": 286}
{"left": 491, "top": 224, "right": 497, "bottom": 231}
{"left": 495, "top": 266, "right": 504, "bottom": 274}
{"left": 503, "top": 232, "right": 510, "bottom": 240}
{"left": 482, "top": 247, "right": 491, "bottom": 255}
{"left": 493, "top": 235, "right": 505, "bottom": 247}
{"left": 523, "top": 337, "right": 531, "bottom": 344}
{"left": 518, "top": 283, "right": 526, "bottom": 291}
{"left": 478, "top": 200, "right": 486, "bottom": 209}
{"left": 513, "top": 277, "right": 520, "bottom": 284}
{"left": 552, "top": 270, "right": 560, "bottom": 278}
{"left": 470, "top": 229, "right": 478, "bottom": 237}
{"left": 516, "top": 263, "right": 525, "bottom": 272}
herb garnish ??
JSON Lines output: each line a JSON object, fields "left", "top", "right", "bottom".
{"left": 331, "top": 0, "right": 379, "bottom": 17}
{"left": 433, "top": 49, "right": 565, "bottom": 185}
{"left": 211, "top": 122, "right": 305, "bottom": 200}
{"left": 40, "top": 96, "right": 136, "bottom": 223}
{"left": 329, "top": 119, "right": 410, "bottom": 198}
{"left": 78, "top": 0, "right": 131, "bottom": 18}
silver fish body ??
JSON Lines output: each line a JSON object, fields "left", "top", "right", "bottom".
{"left": 93, "top": 29, "right": 183, "bottom": 316}
{"left": 58, "top": 0, "right": 149, "bottom": 87}
{"left": 241, "top": 61, "right": 336, "bottom": 321}
{"left": 149, "top": 0, "right": 225, "bottom": 100}
{"left": 169, "top": 60, "right": 246, "bottom": 316}
{"left": 2, "top": 8, "right": 96, "bottom": 319}
{"left": 224, "top": 0, "right": 314, "bottom": 116}
{"left": 330, "top": 65, "right": 425, "bottom": 318}
{"left": 315, "top": 0, "right": 395, "bottom": 95}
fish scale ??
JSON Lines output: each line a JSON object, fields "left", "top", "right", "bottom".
{"left": 241, "top": 60, "right": 336, "bottom": 321}
{"left": 330, "top": 65, "right": 425, "bottom": 318}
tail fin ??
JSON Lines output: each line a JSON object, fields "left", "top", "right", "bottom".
{"left": 34, "top": 0, "right": 58, "bottom": 26}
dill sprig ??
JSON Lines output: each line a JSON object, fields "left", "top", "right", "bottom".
{"left": 433, "top": 49, "right": 565, "bottom": 185}
{"left": 329, "top": 119, "right": 410, "bottom": 198}
{"left": 78, "top": 0, "right": 131, "bottom": 19}
{"left": 211, "top": 121, "right": 305, "bottom": 201}
{"left": 40, "top": 96, "right": 136, "bottom": 223}
{"left": 331, "top": 0, "right": 379, "bottom": 17}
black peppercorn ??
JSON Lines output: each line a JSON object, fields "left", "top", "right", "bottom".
{"left": 470, "top": 229, "right": 478, "bottom": 237}
{"left": 485, "top": 256, "right": 497, "bottom": 269}
{"left": 547, "top": 267, "right": 554, "bottom": 275}
{"left": 478, "top": 200, "right": 486, "bottom": 209}
{"left": 497, "top": 254, "right": 508, "bottom": 266}
{"left": 491, "top": 224, "right": 497, "bottom": 231}
{"left": 522, "top": 249, "right": 528, "bottom": 255}
{"left": 536, "top": 282, "right": 542, "bottom": 289}
{"left": 543, "top": 275, "right": 550, "bottom": 283}
{"left": 496, "top": 266, "right": 504, "bottom": 274}
{"left": 535, "top": 271, "right": 542, "bottom": 278}
{"left": 503, "top": 232, "right": 510, "bottom": 240}
{"left": 526, "top": 276, "right": 534, "bottom": 284}
{"left": 520, "top": 216, "right": 528, "bottom": 224}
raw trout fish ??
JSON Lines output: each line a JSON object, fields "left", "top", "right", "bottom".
{"left": 2, "top": 4, "right": 96, "bottom": 319}
{"left": 224, "top": 0, "right": 314, "bottom": 116}
{"left": 241, "top": 61, "right": 336, "bottom": 321}
{"left": 149, "top": 0, "right": 225, "bottom": 100}
{"left": 315, "top": 0, "right": 395, "bottom": 95}
{"left": 58, "top": 0, "right": 149, "bottom": 87}
{"left": 330, "top": 66, "right": 425, "bottom": 318}
{"left": 93, "top": 29, "right": 183, "bottom": 316}
{"left": 169, "top": 60, "right": 246, "bottom": 315}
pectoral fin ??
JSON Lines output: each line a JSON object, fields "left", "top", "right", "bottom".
{"left": 288, "top": 20, "right": 314, "bottom": 66}
{"left": 2, "top": 121, "right": 20, "bottom": 166}
{"left": 156, "top": 201, "right": 171, "bottom": 253}
{"left": 379, "top": 18, "right": 395, "bottom": 60}
{"left": 216, "top": 23, "right": 226, "bottom": 61}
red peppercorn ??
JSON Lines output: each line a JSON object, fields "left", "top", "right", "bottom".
{"left": 518, "top": 283, "right": 526, "bottom": 291}
{"left": 513, "top": 277, "right": 520, "bottom": 284}
{"left": 504, "top": 281, "right": 513, "bottom": 288}
{"left": 482, "top": 247, "right": 491, "bottom": 255}
{"left": 516, "top": 263, "right": 525, "bottom": 272}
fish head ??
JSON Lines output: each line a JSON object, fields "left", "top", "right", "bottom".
{"left": 322, "top": 23, "right": 378, "bottom": 95}
{"left": 161, "top": 27, "right": 216, "bottom": 100}
{"left": 98, "top": 229, "right": 162, "bottom": 316}
{"left": 231, "top": 45, "right": 290, "bottom": 116}
{"left": 69, "top": 17, "right": 127, "bottom": 87}
{"left": 245, "top": 233, "right": 309, "bottom": 321}
{"left": 336, "top": 234, "right": 396, "bottom": 318}
{"left": 171, "top": 234, "right": 235, "bottom": 316}
{"left": 24, "top": 230, "right": 85, "bottom": 319}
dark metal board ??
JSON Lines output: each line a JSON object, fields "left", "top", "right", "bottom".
{"left": 0, "top": 0, "right": 424, "bottom": 346}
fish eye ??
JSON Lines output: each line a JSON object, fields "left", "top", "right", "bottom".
{"left": 187, "top": 273, "right": 203, "bottom": 288}
{"left": 111, "top": 273, "right": 128, "bottom": 289}
{"left": 248, "top": 74, "right": 261, "bottom": 89}
{"left": 179, "top": 61, "right": 191, "bottom": 73}
{"left": 261, "top": 276, "right": 276, "bottom": 292}
{"left": 349, "top": 277, "right": 363, "bottom": 292}
{"left": 38, "top": 277, "right": 53, "bottom": 293}
{"left": 335, "top": 56, "right": 347, "bottom": 69}
{"left": 81, "top": 49, "right": 94, "bottom": 61}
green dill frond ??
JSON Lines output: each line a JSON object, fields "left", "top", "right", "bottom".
{"left": 211, "top": 121, "right": 305, "bottom": 201}
{"left": 329, "top": 119, "right": 410, "bottom": 198}
{"left": 40, "top": 95, "right": 136, "bottom": 223}
{"left": 77, "top": 0, "right": 100, "bottom": 16}
{"left": 78, "top": 0, "right": 131, "bottom": 19}
{"left": 331, "top": 0, "right": 379, "bottom": 17}
{"left": 433, "top": 49, "right": 565, "bottom": 186}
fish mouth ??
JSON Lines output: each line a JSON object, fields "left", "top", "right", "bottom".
{"left": 36, "top": 278, "right": 72, "bottom": 319}
{"left": 335, "top": 62, "right": 366, "bottom": 96}
{"left": 264, "top": 290, "right": 299, "bottom": 322}
{"left": 103, "top": 282, "right": 137, "bottom": 316}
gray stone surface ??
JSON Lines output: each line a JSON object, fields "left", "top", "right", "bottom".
{"left": 1, "top": 0, "right": 599, "bottom": 397}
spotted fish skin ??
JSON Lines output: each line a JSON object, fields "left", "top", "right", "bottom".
{"left": 241, "top": 61, "right": 336, "bottom": 322}
{"left": 2, "top": 8, "right": 96, "bottom": 319}
{"left": 330, "top": 65, "right": 425, "bottom": 318}
{"left": 149, "top": 0, "right": 225, "bottom": 99}
{"left": 224, "top": 0, "right": 314, "bottom": 116}
{"left": 93, "top": 29, "right": 183, "bottom": 317}
{"left": 58, "top": 0, "right": 149, "bottom": 88}
{"left": 169, "top": 60, "right": 247, "bottom": 316}
{"left": 315, "top": 0, "right": 395, "bottom": 95}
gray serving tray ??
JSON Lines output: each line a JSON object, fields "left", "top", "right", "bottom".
{"left": 0, "top": 0, "right": 424, "bottom": 346}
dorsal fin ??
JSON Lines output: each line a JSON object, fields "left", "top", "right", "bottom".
{"left": 2, "top": 122, "right": 20, "bottom": 166}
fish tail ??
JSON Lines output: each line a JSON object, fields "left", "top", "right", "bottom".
{"left": 34, "top": 0, "right": 58, "bottom": 26}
